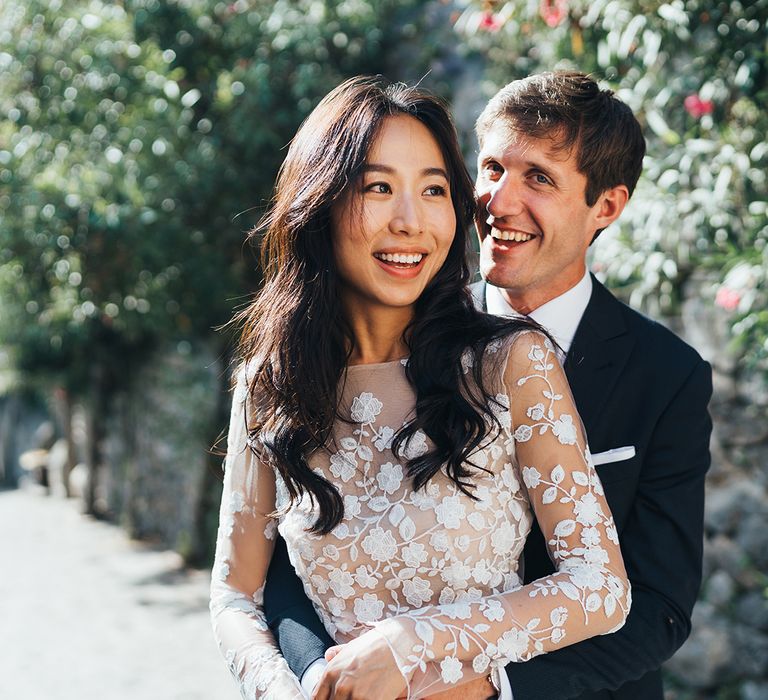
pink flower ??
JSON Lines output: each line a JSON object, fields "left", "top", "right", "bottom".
{"left": 715, "top": 287, "right": 741, "bottom": 312}
{"left": 684, "top": 94, "right": 715, "bottom": 119}
{"left": 478, "top": 11, "right": 503, "bottom": 32}
{"left": 540, "top": 0, "right": 568, "bottom": 28}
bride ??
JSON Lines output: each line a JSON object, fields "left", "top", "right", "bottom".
{"left": 210, "top": 76, "right": 630, "bottom": 700}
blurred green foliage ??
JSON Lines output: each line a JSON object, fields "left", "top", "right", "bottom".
{"left": 0, "top": 0, "right": 450, "bottom": 394}
{"left": 2, "top": 0, "right": 766, "bottom": 392}
{"left": 460, "top": 0, "right": 768, "bottom": 376}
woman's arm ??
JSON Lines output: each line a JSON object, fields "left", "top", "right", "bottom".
{"left": 333, "top": 332, "right": 630, "bottom": 699}
{"left": 210, "top": 370, "right": 305, "bottom": 700}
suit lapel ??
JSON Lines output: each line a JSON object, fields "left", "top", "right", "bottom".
{"left": 473, "top": 278, "right": 635, "bottom": 438}
{"left": 564, "top": 279, "right": 635, "bottom": 439}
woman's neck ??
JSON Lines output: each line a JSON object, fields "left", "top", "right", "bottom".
{"left": 344, "top": 303, "right": 412, "bottom": 366}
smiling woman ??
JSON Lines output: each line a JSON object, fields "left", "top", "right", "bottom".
{"left": 210, "top": 76, "right": 630, "bottom": 700}
{"left": 331, "top": 115, "right": 457, "bottom": 345}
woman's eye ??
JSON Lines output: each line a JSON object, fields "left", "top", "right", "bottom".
{"left": 366, "top": 182, "right": 391, "bottom": 194}
{"left": 424, "top": 185, "right": 447, "bottom": 196}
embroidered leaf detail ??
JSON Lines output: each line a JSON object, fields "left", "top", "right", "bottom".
{"left": 542, "top": 487, "right": 558, "bottom": 504}
{"left": 388, "top": 504, "right": 405, "bottom": 526}
{"left": 415, "top": 621, "right": 434, "bottom": 645}
{"left": 553, "top": 519, "right": 576, "bottom": 537}
{"left": 340, "top": 437, "right": 357, "bottom": 451}
{"left": 459, "top": 630, "right": 470, "bottom": 651}
{"left": 368, "top": 496, "right": 389, "bottom": 512}
{"left": 557, "top": 581, "right": 581, "bottom": 600}
{"left": 399, "top": 517, "right": 416, "bottom": 540}
{"left": 586, "top": 592, "right": 602, "bottom": 612}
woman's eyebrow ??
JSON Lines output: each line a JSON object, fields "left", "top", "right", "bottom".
{"left": 362, "top": 163, "right": 448, "bottom": 179}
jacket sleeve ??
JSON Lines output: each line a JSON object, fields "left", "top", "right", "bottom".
{"left": 264, "top": 533, "right": 336, "bottom": 679}
{"left": 504, "top": 357, "right": 713, "bottom": 699}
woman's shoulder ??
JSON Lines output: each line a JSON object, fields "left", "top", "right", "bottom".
{"left": 474, "top": 320, "right": 552, "bottom": 361}
{"left": 459, "top": 321, "right": 546, "bottom": 382}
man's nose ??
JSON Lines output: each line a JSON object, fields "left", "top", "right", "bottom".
{"left": 485, "top": 177, "right": 524, "bottom": 219}
{"left": 389, "top": 194, "right": 422, "bottom": 236}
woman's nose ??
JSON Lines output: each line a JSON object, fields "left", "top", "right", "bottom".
{"left": 389, "top": 195, "right": 422, "bottom": 236}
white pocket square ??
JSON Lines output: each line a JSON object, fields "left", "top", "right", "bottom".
{"left": 591, "top": 446, "right": 636, "bottom": 466}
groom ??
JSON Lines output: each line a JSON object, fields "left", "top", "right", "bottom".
{"left": 263, "top": 72, "right": 713, "bottom": 700}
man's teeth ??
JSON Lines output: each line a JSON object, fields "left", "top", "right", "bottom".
{"left": 374, "top": 253, "right": 424, "bottom": 264}
{"left": 491, "top": 229, "right": 534, "bottom": 242}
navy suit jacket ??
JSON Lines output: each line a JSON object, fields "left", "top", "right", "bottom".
{"left": 264, "top": 277, "right": 712, "bottom": 700}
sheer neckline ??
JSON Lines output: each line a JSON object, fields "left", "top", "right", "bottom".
{"left": 346, "top": 357, "right": 408, "bottom": 370}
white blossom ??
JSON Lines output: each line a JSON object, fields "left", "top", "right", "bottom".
{"left": 440, "top": 656, "right": 464, "bottom": 684}
{"left": 552, "top": 414, "right": 577, "bottom": 445}
{"left": 376, "top": 462, "right": 403, "bottom": 495}
{"left": 435, "top": 494, "right": 466, "bottom": 530}
{"left": 361, "top": 527, "right": 398, "bottom": 562}
{"left": 353, "top": 593, "right": 385, "bottom": 623}
{"left": 350, "top": 392, "right": 383, "bottom": 423}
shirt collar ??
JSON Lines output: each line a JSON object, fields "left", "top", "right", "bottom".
{"left": 484, "top": 269, "right": 593, "bottom": 355}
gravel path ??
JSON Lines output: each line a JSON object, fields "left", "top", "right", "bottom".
{"left": 0, "top": 486, "right": 235, "bottom": 699}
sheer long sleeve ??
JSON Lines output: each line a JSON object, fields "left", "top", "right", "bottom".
{"left": 210, "top": 371, "right": 305, "bottom": 700}
{"left": 372, "top": 333, "right": 631, "bottom": 698}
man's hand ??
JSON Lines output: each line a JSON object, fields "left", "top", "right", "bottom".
{"left": 397, "top": 675, "right": 497, "bottom": 700}
{"left": 312, "top": 633, "right": 406, "bottom": 700}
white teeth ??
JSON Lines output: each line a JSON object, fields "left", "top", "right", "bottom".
{"left": 490, "top": 228, "right": 533, "bottom": 242}
{"left": 375, "top": 252, "right": 424, "bottom": 264}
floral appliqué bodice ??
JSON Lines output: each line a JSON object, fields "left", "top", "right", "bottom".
{"left": 210, "top": 333, "right": 631, "bottom": 699}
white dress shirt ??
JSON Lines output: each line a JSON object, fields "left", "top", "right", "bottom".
{"left": 301, "top": 270, "right": 594, "bottom": 700}
{"left": 485, "top": 268, "right": 593, "bottom": 358}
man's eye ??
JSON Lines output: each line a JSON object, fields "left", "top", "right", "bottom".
{"left": 533, "top": 173, "right": 551, "bottom": 185}
{"left": 483, "top": 162, "right": 503, "bottom": 178}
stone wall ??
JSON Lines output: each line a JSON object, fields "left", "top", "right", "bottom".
{"left": 0, "top": 390, "right": 53, "bottom": 489}
{"left": 103, "top": 342, "right": 225, "bottom": 562}
{"left": 661, "top": 278, "right": 768, "bottom": 699}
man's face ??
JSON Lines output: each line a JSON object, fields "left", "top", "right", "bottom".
{"left": 475, "top": 124, "right": 604, "bottom": 314}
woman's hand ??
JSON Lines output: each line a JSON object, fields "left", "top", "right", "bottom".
{"left": 312, "top": 629, "right": 407, "bottom": 700}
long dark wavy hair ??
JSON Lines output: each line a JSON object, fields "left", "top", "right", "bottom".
{"left": 235, "top": 76, "right": 537, "bottom": 534}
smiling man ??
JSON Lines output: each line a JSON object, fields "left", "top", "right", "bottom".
{"left": 262, "top": 72, "right": 713, "bottom": 700}
{"left": 463, "top": 72, "right": 713, "bottom": 700}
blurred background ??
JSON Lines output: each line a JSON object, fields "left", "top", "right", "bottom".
{"left": 1, "top": 1, "right": 766, "bottom": 698}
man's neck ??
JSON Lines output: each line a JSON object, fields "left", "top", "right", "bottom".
{"left": 500, "top": 284, "right": 576, "bottom": 317}
{"left": 485, "top": 270, "right": 593, "bottom": 356}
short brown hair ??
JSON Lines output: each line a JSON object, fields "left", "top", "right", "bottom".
{"left": 476, "top": 71, "right": 646, "bottom": 209}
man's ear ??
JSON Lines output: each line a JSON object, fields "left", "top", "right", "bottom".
{"left": 593, "top": 185, "right": 629, "bottom": 230}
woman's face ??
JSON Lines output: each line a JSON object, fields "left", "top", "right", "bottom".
{"left": 330, "top": 115, "right": 457, "bottom": 316}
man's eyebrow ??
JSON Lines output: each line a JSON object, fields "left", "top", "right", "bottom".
{"left": 362, "top": 163, "right": 449, "bottom": 179}
{"left": 524, "top": 160, "right": 560, "bottom": 179}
